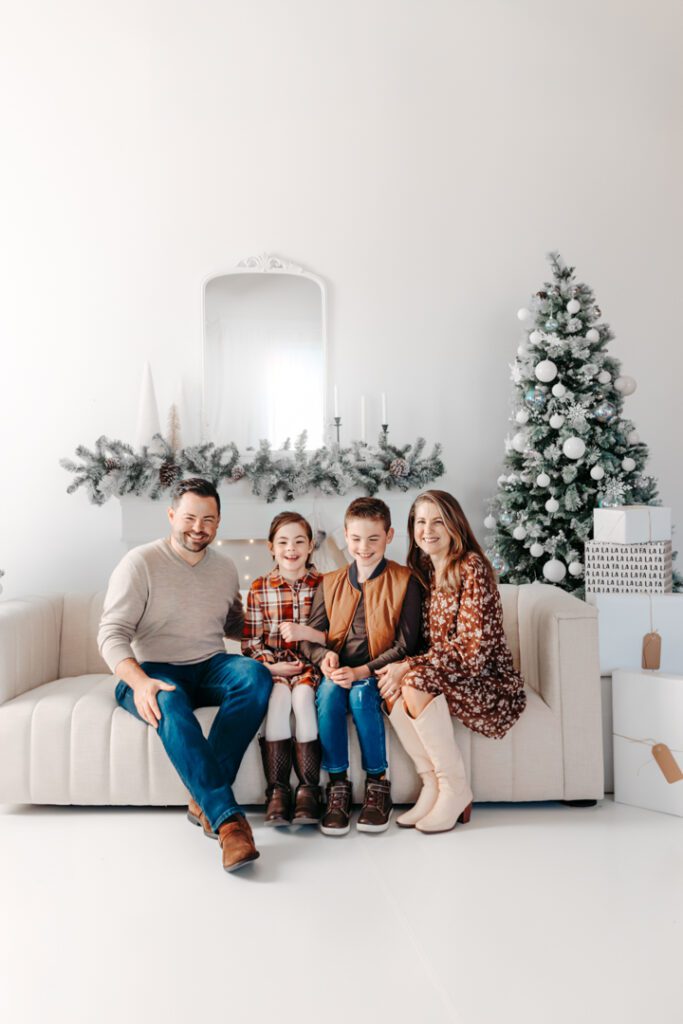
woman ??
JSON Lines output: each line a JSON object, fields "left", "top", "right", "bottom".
{"left": 376, "top": 490, "right": 526, "bottom": 833}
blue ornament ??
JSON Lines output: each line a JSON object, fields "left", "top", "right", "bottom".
{"left": 525, "top": 385, "right": 547, "bottom": 410}
{"left": 491, "top": 553, "right": 509, "bottom": 575}
{"left": 593, "top": 400, "right": 616, "bottom": 424}
{"left": 498, "top": 510, "right": 514, "bottom": 526}
{"left": 545, "top": 317, "right": 559, "bottom": 331}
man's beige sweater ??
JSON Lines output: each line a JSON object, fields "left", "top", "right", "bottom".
{"left": 98, "top": 538, "right": 243, "bottom": 672}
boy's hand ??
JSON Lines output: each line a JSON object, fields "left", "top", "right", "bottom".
{"left": 279, "top": 622, "right": 304, "bottom": 643}
{"left": 330, "top": 666, "right": 356, "bottom": 689}
{"left": 321, "top": 650, "right": 340, "bottom": 678}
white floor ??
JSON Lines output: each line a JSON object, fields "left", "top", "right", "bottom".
{"left": 1, "top": 797, "right": 681, "bottom": 1024}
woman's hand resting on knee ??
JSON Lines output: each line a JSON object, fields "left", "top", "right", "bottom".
{"left": 376, "top": 661, "right": 410, "bottom": 703}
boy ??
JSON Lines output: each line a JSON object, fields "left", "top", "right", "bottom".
{"left": 302, "top": 497, "right": 421, "bottom": 835}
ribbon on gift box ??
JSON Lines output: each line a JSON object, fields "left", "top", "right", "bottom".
{"left": 613, "top": 733, "right": 683, "bottom": 783}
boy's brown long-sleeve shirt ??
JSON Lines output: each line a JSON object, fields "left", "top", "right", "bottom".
{"left": 301, "top": 558, "right": 421, "bottom": 673}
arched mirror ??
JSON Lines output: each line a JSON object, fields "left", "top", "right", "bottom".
{"left": 202, "top": 254, "right": 327, "bottom": 449}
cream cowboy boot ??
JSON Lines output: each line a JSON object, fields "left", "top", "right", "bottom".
{"left": 388, "top": 698, "right": 439, "bottom": 827}
{"left": 410, "top": 694, "right": 473, "bottom": 833}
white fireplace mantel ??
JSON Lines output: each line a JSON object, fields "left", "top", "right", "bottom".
{"left": 119, "top": 486, "right": 418, "bottom": 561}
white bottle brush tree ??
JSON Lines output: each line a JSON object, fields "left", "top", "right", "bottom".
{"left": 485, "top": 251, "right": 669, "bottom": 594}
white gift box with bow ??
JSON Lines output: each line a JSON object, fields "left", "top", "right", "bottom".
{"left": 593, "top": 505, "right": 671, "bottom": 544}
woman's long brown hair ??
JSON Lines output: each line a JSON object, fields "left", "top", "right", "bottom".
{"left": 406, "top": 490, "right": 496, "bottom": 592}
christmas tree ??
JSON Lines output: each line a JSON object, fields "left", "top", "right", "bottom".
{"left": 485, "top": 252, "right": 665, "bottom": 594}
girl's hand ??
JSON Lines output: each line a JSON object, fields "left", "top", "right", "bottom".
{"left": 376, "top": 661, "right": 409, "bottom": 702}
{"left": 266, "top": 660, "right": 303, "bottom": 678}
{"left": 279, "top": 622, "right": 304, "bottom": 643}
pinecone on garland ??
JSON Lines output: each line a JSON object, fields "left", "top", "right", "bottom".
{"left": 104, "top": 457, "right": 121, "bottom": 472}
{"left": 159, "top": 460, "right": 181, "bottom": 488}
{"left": 389, "top": 457, "right": 410, "bottom": 478}
{"left": 231, "top": 464, "right": 245, "bottom": 481}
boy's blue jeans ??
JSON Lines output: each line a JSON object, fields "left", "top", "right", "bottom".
{"left": 316, "top": 675, "right": 387, "bottom": 775}
{"left": 115, "top": 653, "right": 272, "bottom": 832}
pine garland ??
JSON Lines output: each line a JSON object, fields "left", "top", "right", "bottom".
{"left": 61, "top": 432, "right": 445, "bottom": 505}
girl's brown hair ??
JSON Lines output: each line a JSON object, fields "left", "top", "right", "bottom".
{"left": 268, "top": 512, "right": 315, "bottom": 567}
{"left": 406, "top": 489, "right": 496, "bottom": 592}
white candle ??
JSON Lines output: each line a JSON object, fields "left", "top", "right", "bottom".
{"left": 360, "top": 395, "right": 366, "bottom": 442}
{"left": 333, "top": 386, "right": 339, "bottom": 418}
{"left": 381, "top": 392, "right": 387, "bottom": 424}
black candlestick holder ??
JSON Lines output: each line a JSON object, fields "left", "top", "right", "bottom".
{"left": 381, "top": 423, "right": 389, "bottom": 439}
{"left": 333, "top": 416, "right": 342, "bottom": 445}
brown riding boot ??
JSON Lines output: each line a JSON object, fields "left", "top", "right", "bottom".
{"left": 218, "top": 815, "right": 260, "bottom": 872}
{"left": 259, "top": 737, "right": 293, "bottom": 826}
{"left": 292, "top": 739, "right": 323, "bottom": 825}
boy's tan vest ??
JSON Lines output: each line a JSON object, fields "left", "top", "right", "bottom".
{"left": 322, "top": 560, "right": 412, "bottom": 661}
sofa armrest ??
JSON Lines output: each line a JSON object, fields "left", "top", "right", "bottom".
{"left": 519, "top": 583, "right": 603, "bottom": 799}
{"left": 0, "top": 595, "right": 64, "bottom": 705}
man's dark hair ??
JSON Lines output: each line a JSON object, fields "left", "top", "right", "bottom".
{"left": 171, "top": 478, "right": 221, "bottom": 516}
{"left": 344, "top": 496, "right": 391, "bottom": 531}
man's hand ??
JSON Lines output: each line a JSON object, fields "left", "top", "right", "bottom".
{"left": 376, "top": 661, "right": 410, "bottom": 702}
{"left": 320, "top": 650, "right": 340, "bottom": 678}
{"left": 132, "top": 676, "right": 176, "bottom": 729}
{"left": 266, "top": 660, "right": 304, "bottom": 678}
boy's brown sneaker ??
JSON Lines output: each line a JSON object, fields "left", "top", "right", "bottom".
{"left": 218, "top": 815, "right": 260, "bottom": 872}
{"left": 357, "top": 778, "right": 393, "bottom": 833}
{"left": 320, "top": 779, "right": 353, "bottom": 836}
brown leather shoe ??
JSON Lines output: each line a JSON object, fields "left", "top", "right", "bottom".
{"left": 357, "top": 777, "right": 393, "bottom": 833}
{"left": 187, "top": 798, "right": 218, "bottom": 840}
{"left": 218, "top": 815, "right": 260, "bottom": 872}
{"left": 292, "top": 739, "right": 323, "bottom": 825}
{"left": 259, "top": 737, "right": 293, "bottom": 826}
{"left": 320, "top": 779, "right": 352, "bottom": 836}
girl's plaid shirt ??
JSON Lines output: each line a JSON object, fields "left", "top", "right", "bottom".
{"left": 242, "top": 568, "right": 323, "bottom": 666}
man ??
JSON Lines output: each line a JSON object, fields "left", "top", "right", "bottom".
{"left": 98, "top": 477, "right": 272, "bottom": 873}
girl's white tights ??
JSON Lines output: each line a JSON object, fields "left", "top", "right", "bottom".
{"left": 264, "top": 682, "right": 318, "bottom": 743}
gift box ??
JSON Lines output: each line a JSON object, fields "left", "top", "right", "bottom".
{"left": 593, "top": 505, "right": 671, "bottom": 544}
{"left": 584, "top": 540, "right": 672, "bottom": 594}
{"left": 612, "top": 668, "right": 683, "bottom": 817}
{"left": 586, "top": 593, "right": 683, "bottom": 675}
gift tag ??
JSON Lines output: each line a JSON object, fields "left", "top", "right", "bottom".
{"left": 652, "top": 744, "right": 683, "bottom": 784}
{"left": 642, "top": 631, "right": 661, "bottom": 670}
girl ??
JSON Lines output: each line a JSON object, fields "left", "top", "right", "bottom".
{"left": 377, "top": 490, "right": 526, "bottom": 833}
{"left": 242, "top": 512, "right": 326, "bottom": 826}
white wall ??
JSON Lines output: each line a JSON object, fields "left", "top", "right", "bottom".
{"left": 1, "top": 0, "right": 682, "bottom": 600}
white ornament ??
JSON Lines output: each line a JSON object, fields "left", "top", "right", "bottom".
{"left": 590, "top": 465, "right": 605, "bottom": 481}
{"left": 563, "top": 436, "right": 586, "bottom": 460}
{"left": 515, "top": 409, "right": 530, "bottom": 424}
{"left": 517, "top": 308, "right": 532, "bottom": 322}
{"left": 622, "top": 457, "right": 636, "bottom": 472}
{"left": 512, "top": 525, "right": 527, "bottom": 540}
{"left": 529, "top": 330, "right": 543, "bottom": 345}
{"left": 535, "top": 359, "right": 558, "bottom": 383}
{"left": 545, "top": 497, "right": 560, "bottom": 513}
{"left": 536, "top": 472, "right": 550, "bottom": 487}
{"left": 568, "top": 561, "right": 584, "bottom": 577}
{"left": 497, "top": 474, "right": 507, "bottom": 485}
{"left": 627, "top": 430, "right": 640, "bottom": 445}
{"left": 614, "top": 375, "right": 637, "bottom": 396}
{"left": 543, "top": 558, "right": 567, "bottom": 583}
{"left": 566, "top": 299, "right": 581, "bottom": 314}
{"left": 530, "top": 542, "right": 545, "bottom": 557}
{"left": 517, "top": 343, "right": 529, "bottom": 356}
{"left": 549, "top": 414, "right": 565, "bottom": 429}
{"left": 586, "top": 328, "right": 600, "bottom": 343}
{"left": 484, "top": 515, "right": 496, "bottom": 529}
{"left": 597, "top": 370, "right": 611, "bottom": 384}
{"left": 512, "top": 431, "right": 528, "bottom": 453}
{"left": 551, "top": 382, "right": 567, "bottom": 398}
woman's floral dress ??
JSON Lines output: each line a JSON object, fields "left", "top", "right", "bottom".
{"left": 404, "top": 553, "right": 526, "bottom": 738}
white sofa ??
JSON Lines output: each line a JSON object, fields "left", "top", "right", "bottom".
{"left": 0, "top": 584, "right": 604, "bottom": 808}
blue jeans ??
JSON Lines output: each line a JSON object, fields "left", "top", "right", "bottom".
{"left": 315, "top": 676, "right": 387, "bottom": 775}
{"left": 115, "top": 653, "right": 272, "bottom": 831}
